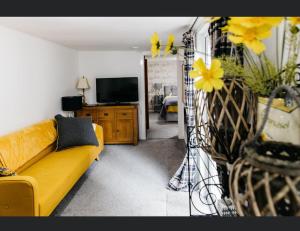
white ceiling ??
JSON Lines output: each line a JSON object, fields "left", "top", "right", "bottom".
{"left": 0, "top": 17, "right": 195, "bottom": 50}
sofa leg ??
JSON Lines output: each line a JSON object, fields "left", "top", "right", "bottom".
{"left": 95, "top": 156, "right": 100, "bottom": 161}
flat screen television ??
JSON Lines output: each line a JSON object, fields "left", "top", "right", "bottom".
{"left": 96, "top": 77, "right": 139, "bottom": 104}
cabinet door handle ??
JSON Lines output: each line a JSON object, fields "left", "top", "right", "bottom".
{"left": 104, "top": 113, "right": 109, "bottom": 116}
{"left": 86, "top": 113, "right": 91, "bottom": 116}
{"left": 122, "top": 113, "right": 127, "bottom": 115}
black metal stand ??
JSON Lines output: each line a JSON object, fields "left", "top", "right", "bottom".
{"left": 186, "top": 125, "right": 237, "bottom": 216}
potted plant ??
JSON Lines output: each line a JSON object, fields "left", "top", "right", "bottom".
{"left": 223, "top": 17, "right": 300, "bottom": 145}
{"left": 191, "top": 56, "right": 257, "bottom": 165}
{"left": 220, "top": 17, "right": 300, "bottom": 216}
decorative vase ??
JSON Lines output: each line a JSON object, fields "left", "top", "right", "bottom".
{"left": 257, "top": 96, "right": 300, "bottom": 145}
{"left": 194, "top": 76, "right": 257, "bottom": 165}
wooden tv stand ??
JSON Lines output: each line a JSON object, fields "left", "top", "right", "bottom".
{"left": 75, "top": 104, "right": 138, "bottom": 145}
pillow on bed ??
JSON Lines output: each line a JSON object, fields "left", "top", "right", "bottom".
{"left": 163, "top": 95, "right": 178, "bottom": 104}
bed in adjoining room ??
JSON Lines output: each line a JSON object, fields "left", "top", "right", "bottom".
{"left": 159, "top": 85, "right": 178, "bottom": 122}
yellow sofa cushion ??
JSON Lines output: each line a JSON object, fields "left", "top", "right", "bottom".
{"left": 0, "top": 120, "right": 57, "bottom": 171}
{"left": 20, "top": 145, "right": 100, "bottom": 216}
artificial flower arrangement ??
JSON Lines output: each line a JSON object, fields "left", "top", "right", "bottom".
{"left": 189, "top": 17, "right": 300, "bottom": 95}
{"left": 150, "top": 32, "right": 178, "bottom": 57}
{"left": 189, "top": 17, "right": 300, "bottom": 165}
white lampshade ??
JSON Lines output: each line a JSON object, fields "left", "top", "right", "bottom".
{"left": 77, "top": 76, "right": 90, "bottom": 90}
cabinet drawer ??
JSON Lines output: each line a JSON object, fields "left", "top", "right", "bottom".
{"left": 77, "top": 109, "right": 97, "bottom": 119}
{"left": 98, "top": 109, "right": 114, "bottom": 119}
{"left": 116, "top": 110, "right": 133, "bottom": 119}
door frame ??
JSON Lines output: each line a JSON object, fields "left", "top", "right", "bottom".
{"left": 144, "top": 54, "right": 185, "bottom": 140}
{"left": 144, "top": 56, "right": 150, "bottom": 130}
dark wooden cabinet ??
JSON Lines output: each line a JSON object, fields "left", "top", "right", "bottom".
{"left": 76, "top": 105, "right": 138, "bottom": 145}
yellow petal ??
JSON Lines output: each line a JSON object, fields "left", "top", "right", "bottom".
{"left": 164, "top": 46, "right": 171, "bottom": 56}
{"left": 264, "top": 17, "right": 283, "bottom": 26}
{"left": 151, "top": 46, "right": 160, "bottom": 57}
{"left": 289, "top": 17, "right": 300, "bottom": 26}
{"left": 210, "top": 59, "right": 221, "bottom": 72}
{"left": 230, "top": 17, "right": 282, "bottom": 28}
{"left": 202, "top": 80, "right": 214, "bottom": 92}
{"left": 228, "top": 35, "right": 244, "bottom": 44}
{"left": 167, "top": 34, "right": 175, "bottom": 43}
{"left": 193, "top": 58, "right": 207, "bottom": 72}
{"left": 245, "top": 39, "right": 266, "bottom": 54}
{"left": 151, "top": 32, "right": 159, "bottom": 44}
{"left": 213, "top": 68, "right": 224, "bottom": 79}
{"left": 211, "top": 78, "right": 224, "bottom": 90}
{"left": 189, "top": 70, "right": 200, "bottom": 78}
{"left": 227, "top": 23, "right": 247, "bottom": 35}
{"left": 194, "top": 78, "right": 205, "bottom": 90}
{"left": 255, "top": 25, "right": 272, "bottom": 40}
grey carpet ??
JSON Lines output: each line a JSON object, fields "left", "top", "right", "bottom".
{"left": 52, "top": 138, "right": 189, "bottom": 216}
{"left": 147, "top": 112, "right": 178, "bottom": 139}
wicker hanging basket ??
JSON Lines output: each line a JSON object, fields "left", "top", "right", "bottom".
{"left": 195, "top": 76, "right": 257, "bottom": 165}
{"left": 230, "top": 85, "right": 300, "bottom": 216}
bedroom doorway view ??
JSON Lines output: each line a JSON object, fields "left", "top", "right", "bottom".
{"left": 144, "top": 55, "right": 184, "bottom": 140}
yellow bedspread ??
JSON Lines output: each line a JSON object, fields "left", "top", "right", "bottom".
{"left": 167, "top": 105, "right": 178, "bottom": 113}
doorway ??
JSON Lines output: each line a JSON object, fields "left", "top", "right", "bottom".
{"left": 144, "top": 55, "right": 184, "bottom": 139}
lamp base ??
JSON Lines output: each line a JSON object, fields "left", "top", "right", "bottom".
{"left": 81, "top": 89, "right": 88, "bottom": 106}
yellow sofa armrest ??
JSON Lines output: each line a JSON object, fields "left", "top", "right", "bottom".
{"left": 94, "top": 124, "right": 104, "bottom": 149}
{"left": 0, "top": 176, "right": 39, "bottom": 216}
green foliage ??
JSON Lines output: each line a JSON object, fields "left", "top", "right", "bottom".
{"left": 219, "top": 19, "right": 300, "bottom": 97}
{"left": 219, "top": 55, "right": 289, "bottom": 97}
{"left": 243, "top": 55, "right": 280, "bottom": 97}
{"left": 220, "top": 57, "right": 245, "bottom": 77}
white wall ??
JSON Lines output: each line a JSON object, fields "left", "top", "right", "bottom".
{"left": 147, "top": 58, "right": 178, "bottom": 111}
{"left": 78, "top": 51, "right": 146, "bottom": 139}
{"left": 0, "top": 26, "right": 78, "bottom": 135}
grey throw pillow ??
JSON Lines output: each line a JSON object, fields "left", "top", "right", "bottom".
{"left": 55, "top": 114, "right": 99, "bottom": 151}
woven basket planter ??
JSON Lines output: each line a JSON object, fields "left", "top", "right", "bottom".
{"left": 230, "top": 142, "right": 300, "bottom": 216}
{"left": 229, "top": 86, "right": 300, "bottom": 216}
{"left": 195, "top": 76, "right": 257, "bottom": 165}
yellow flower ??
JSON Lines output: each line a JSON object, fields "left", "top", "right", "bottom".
{"left": 226, "top": 17, "right": 283, "bottom": 54}
{"left": 164, "top": 34, "right": 175, "bottom": 56}
{"left": 189, "top": 58, "right": 224, "bottom": 92}
{"left": 151, "top": 32, "right": 160, "bottom": 57}
{"left": 228, "top": 24, "right": 272, "bottom": 54}
{"left": 229, "top": 17, "right": 283, "bottom": 28}
{"left": 289, "top": 17, "right": 300, "bottom": 26}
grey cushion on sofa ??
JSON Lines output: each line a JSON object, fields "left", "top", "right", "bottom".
{"left": 55, "top": 114, "right": 99, "bottom": 151}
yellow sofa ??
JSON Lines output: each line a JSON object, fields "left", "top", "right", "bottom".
{"left": 0, "top": 119, "right": 104, "bottom": 216}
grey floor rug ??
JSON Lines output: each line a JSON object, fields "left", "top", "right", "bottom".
{"left": 52, "top": 138, "right": 189, "bottom": 216}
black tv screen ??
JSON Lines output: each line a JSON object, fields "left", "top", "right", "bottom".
{"left": 96, "top": 77, "right": 139, "bottom": 103}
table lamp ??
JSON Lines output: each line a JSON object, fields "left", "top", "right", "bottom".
{"left": 77, "top": 76, "right": 90, "bottom": 105}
